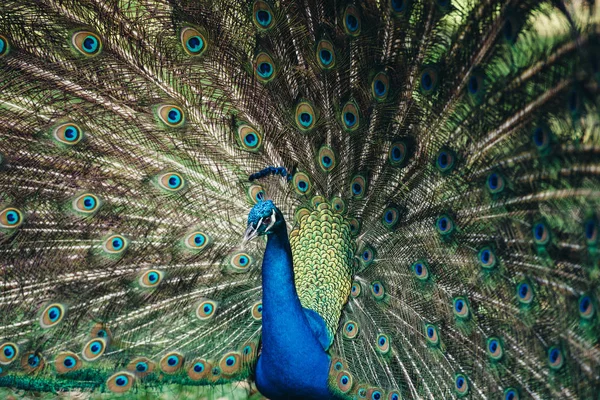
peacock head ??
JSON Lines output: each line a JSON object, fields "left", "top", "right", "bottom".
{"left": 244, "top": 200, "right": 284, "bottom": 242}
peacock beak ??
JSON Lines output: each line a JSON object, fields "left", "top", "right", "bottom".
{"left": 243, "top": 223, "right": 261, "bottom": 245}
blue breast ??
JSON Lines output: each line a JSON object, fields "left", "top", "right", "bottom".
{"left": 255, "top": 222, "right": 334, "bottom": 399}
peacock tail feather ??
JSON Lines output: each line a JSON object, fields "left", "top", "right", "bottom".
{"left": 0, "top": 0, "right": 599, "bottom": 398}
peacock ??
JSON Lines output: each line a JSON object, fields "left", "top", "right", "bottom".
{"left": 0, "top": 0, "right": 599, "bottom": 398}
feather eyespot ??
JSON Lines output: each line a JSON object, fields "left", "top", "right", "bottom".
{"left": 343, "top": 321, "right": 359, "bottom": 339}
{"left": 185, "top": 231, "right": 210, "bottom": 250}
{"left": 103, "top": 234, "right": 127, "bottom": 254}
{"left": 532, "top": 125, "right": 551, "bottom": 152}
{"left": 196, "top": 300, "right": 217, "bottom": 321}
{"left": 411, "top": 260, "right": 429, "bottom": 280}
{"left": 331, "top": 197, "right": 345, "bottom": 214}
{"left": 295, "top": 101, "right": 317, "bottom": 131}
{"left": 388, "top": 391, "right": 401, "bottom": 400}
{"left": 343, "top": 6, "right": 361, "bottom": 36}
{"left": 349, "top": 218, "right": 360, "bottom": 237}
{"left": 336, "top": 371, "right": 353, "bottom": 392}
{"left": 255, "top": 52, "right": 276, "bottom": 83}
{"left": 420, "top": 67, "right": 439, "bottom": 94}
{"left": 40, "top": 303, "right": 66, "bottom": 329}
{"left": 584, "top": 219, "right": 598, "bottom": 245}
{"left": 107, "top": 371, "right": 135, "bottom": 393}
{"left": 157, "top": 105, "right": 185, "bottom": 127}
{"left": 0, "top": 343, "right": 18, "bottom": 365}
{"left": 478, "top": 246, "right": 497, "bottom": 269}
{"left": 376, "top": 334, "right": 390, "bottom": 354}
{"left": 241, "top": 342, "right": 257, "bottom": 363}
{"left": 504, "top": 388, "right": 520, "bottom": 400}
{"left": 187, "top": 359, "right": 210, "bottom": 380}
{"left": 367, "top": 389, "right": 384, "bottom": 400}
{"left": 388, "top": 141, "right": 407, "bottom": 167}
{"left": 341, "top": 102, "right": 360, "bottom": 131}
{"left": 53, "top": 123, "right": 83, "bottom": 145}
{"left": 158, "top": 172, "right": 185, "bottom": 192}
{"left": 435, "top": 148, "right": 455, "bottom": 173}
{"left": 21, "top": 352, "right": 44, "bottom": 372}
{"left": 453, "top": 297, "right": 470, "bottom": 319}
{"left": 311, "top": 196, "right": 325, "bottom": 208}
{"left": 454, "top": 373, "right": 469, "bottom": 396}
{"left": 72, "top": 31, "right": 101, "bottom": 56}
{"left": 547, "top": 346, "right": 564, "bottom": 370}
{"left": 331, "top": 359, "right": 345, "bottom": 372}
{"left": 350, "top": 282, "right": 361, "bottom": 298}
{"left": 0, "top": 35, "right": 9, "bottom": 56}
{"left": 371, "top": 281, "right": 385, "bottom": 300}
{"left": 230, "top": 252, "right": 252, "bottom": 270}
{"left": 382, "top": 206, "right": 400, "bottom": 230}
{"left": 316, "top": 40, "right": 335, "bottom": 69}
{"left": 248, "top": 185, "right": 265, "bottom": 204}
{"left": 350, "top": 175, "right": 367, "bottom": 199}
{"left": 436, "top": 214, "right": 454, "bottom": 235}
{"left": 251, "top": 301, "right": 263, "bottom": 320}
{"left": 516, "top": 281, "right": 533, "bottom": 304}
{"left": 160, "top": 352, "right": 184, "bottom": 374}
{"left": 82, "top": 338, "right": 106, "bottom": 361}
{"left": 54, "top": 352, "right": 82, "bottom": 374}
{"left": 567, "top": 88, "right": 581, "bottom": 115}
{"left": 372, "top": 72, "right": 390, "bottom": 101}
{"left": 292, "top": 172, "right": 312, "bottom": 195}
{"left": 139, "top": 269, "right": 163, "bottom": 288}
{"left": 90, "top": 323, "right": 112, "bottom": 341}
{"left": 219, "top": 352, "right": 241, "bottom": 377}
{"left": 425, "top": 324, "right": 439, "bottom": 346}
{"left": 210, "top": 366, "right": 222, "bottom": 381}
{"left": 532, "top": 221, "right": 550, "bottom": 246}
{"left": 579, "top": 295, "right": 595, "bottom": 319}
{"left": 486, "top": 337, "right": 504, "bottom": 360}
{"left": 127, "top": 357, "right": 155, "bottom": 377}
{"left": 486, "top": 172, "right": 505, "bottom": 194}
{"left": 72, "top": 193, "right": 100, "bottom": 214}
{"left": 237, "top": 124, "right": 262, "bottom": 152}
{"left": 390, "top": 0, "right": 410, "bottom": 15}
{"left": 467, "top": 70, "right": 485, "bottom": 101}
{"left": 502, "top": 15, "right": 520, "bottom": 44}
{"left": 181, "top": 27, "right": 207, "bottom": 56}
{"left": 318, "top": 146, "right": 336, "bottom": 172}
{"left": 253, "top": 1, "right": 275, "bottom": 29}
{"left": 0, "top": 207, "right": 23, "bottom": 229}
{"left": 359, "top": 245, "right": 375, "bottom": 268}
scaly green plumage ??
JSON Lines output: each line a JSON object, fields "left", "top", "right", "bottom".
{"left": 0, "top": 0, "right": 599, "bottom": 398}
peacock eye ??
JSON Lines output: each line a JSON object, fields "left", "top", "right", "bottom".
{"left": 253, "top": 1, "right": 275, "bottom": 30}
{"left": 504, "top": 388, "right": 519, "bottom": 400}
{"left": 0, "top": 35, "right": 9, "bottom": 56}
{"left": 55, "top": 352, "right": 82, "bottom": 374}
{"left": 455, "top": 373, "right": 469, "bottom": 396}
{"left": 106, "top": 372, "right": 135, "bottom": 393}
{"left": 255, "top": 52, "right": 276, "bottom": 83}
{"left": 0, "top": 207, "right": 23, "bottom": 229}
{"left": 54, "top": 123, "right": 83, "bottom": 145}
{"left": 72, "top": 31, "right": 101, "bottom": 56}
{"left": 0, "top": 343, "right": 18, "bottom": 364}
{"left": 40, "top": 303, "right": 66, "bottom": 328}
{"left": 547, "top": 346, "right": 564, "bottom": 369}
{"left": 157, "top": 105, "right": 185, "bottom": 127}
{"left": 82, "top": 338, "right": 106, "bottom": 361}
{"left": 181, "top": 27, "right": 207, "bottom": 56}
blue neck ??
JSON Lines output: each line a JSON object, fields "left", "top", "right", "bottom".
{"left": 255, "top": 221, "right": 332, "bottom": 400}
